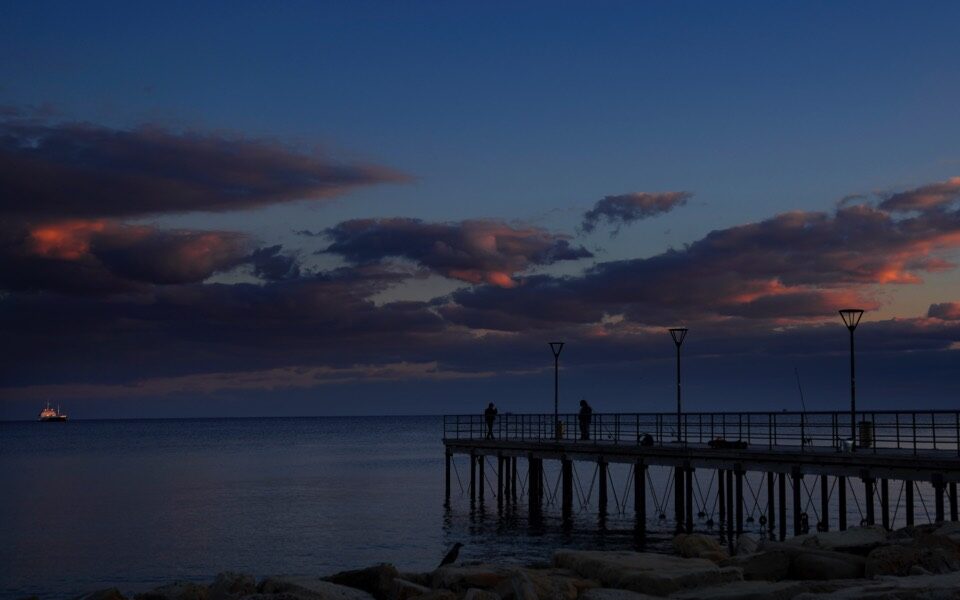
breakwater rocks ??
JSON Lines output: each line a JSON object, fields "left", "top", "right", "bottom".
{"left": 45, "top": 522, "right": 960, "bottom": 600}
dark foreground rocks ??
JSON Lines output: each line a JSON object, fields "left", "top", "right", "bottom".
{"left": 51, "top": 523, "right": 960, "bottom": 600}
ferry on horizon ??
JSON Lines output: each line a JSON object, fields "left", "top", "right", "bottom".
{"left": 38, "top": 402, "right": 68, "bottom": 422}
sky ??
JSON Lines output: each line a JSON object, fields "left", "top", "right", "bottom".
{"left": 1, "top": 1, "right": 959, "bottom": 419}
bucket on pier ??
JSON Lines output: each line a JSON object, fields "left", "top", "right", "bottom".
{"left": 858, "top": 420, "right": 874, "bottom": 449}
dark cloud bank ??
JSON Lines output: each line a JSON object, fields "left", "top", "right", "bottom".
{"left": 1, "top": 118, "right": 958, "bottom": 416}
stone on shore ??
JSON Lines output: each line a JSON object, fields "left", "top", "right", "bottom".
{"left": 208, "top": 572, "right": 256, "bottom": 600}
{"left": 790, "top": 551, "right": 864, "bottom": 580}
{"left": 720, "top": 550, "right": 791, "bottom": 581}
{"left": 134, "top": 581, "right": 208, "bottom": 600}
{"left": 579, "top": 589, "right": 659, "bottom": 600}
{"left": 670, "top": 580, "right": 812, "bottom": 600}
{"left": 430, "top": 565, "right": 512, "bottom": 593}
{"left": 390, "top": 578, "right": 431, "bottom": 600}
{"left": 791, "top": 570, "right": 960, "bottom": 599}
{"left": 735, "top": 534, "right": 761, "bottom": 556}
{"left": 462, "top": 588, "right": 502, "bottom": 600}
{"left": 673, "top": 534, "right": 729, "bottom": 563}
{"left": 553, "top": 550, "right": 741, "bottom": 596}
{"left": 798, "top": 526, "right": 887, "bottom": 555}
{"left": 257, "top": 577, "right": 376, "bottom": 599}
{"left": 864, "top": 545, "right": 921, "bottom": 578}
{"left": 323, "top": 564, "right": 399, "bottom": 600}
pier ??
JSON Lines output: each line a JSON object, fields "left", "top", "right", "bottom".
{"left": 442, "top": 411, "right": 960, "bottom": 549}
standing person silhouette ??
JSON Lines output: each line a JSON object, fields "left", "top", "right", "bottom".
{"left": 578, "top": 399, "right": 593, "bottom": 441}
{"left": 484, "top": 402, "right": 498, "bottom": 439}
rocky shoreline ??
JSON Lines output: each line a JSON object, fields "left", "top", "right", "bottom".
{"left": 41, "top": 521, "right": 960, "bottom": 600}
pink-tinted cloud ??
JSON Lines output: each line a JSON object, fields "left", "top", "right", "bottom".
{"left": 929, "top": 302, "right": 960, "bottom": 320}
{"left": 879, "top": 177, "right": 960, "bottom": 213}
{"left": 581, "top": 191, "right": 691, "bottom": 234}
{"left": 322, "top": 218, "right": 592, "bottom": 287}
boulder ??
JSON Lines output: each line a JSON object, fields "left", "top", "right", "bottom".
{"left": 799, "top": 526, "right": 887, "bottom": 555}
{"left": 670, "top": 580, "right": 811, "bottom": 600}
{"left": 431, "top": 565, "right": 511, "bottom": 593}
{"left": 257, "top": 577, "right": 377, "bottom": 599}
{"left": 74, "top": 590, "right": 127, "bottom": 600}
{"left": 790, "top": 570, "right": 960, "bottom": 599}
{"left": 914, "top": 534, "right": 960, "bottom": 574}
{"left": 579, "top": 589, "right": 659, "bottom": 600}
{"left": 324, "top": 564, "right": 399, "bottom": 600}
{"left": 552, "top": 550, "right": 742, "bottom": 596}
{"left": 390, "top": 578, "right": 431, "bottom": 600}
{"left": 864, "top": 545, "right": 920, "bottom": 577}
{"left": 397, "top": 573, "right": 431, "bottom": 587}
{"left": 493, "top": 571, "right": 537, "bottom": 600}
{"left": 736, "top": 534, "right": 761, "bottom": 556}
{"left": 134, "top": 582, "right": 208, "bottom": 600}
{"left": 789, "top": 551, "right": 864, "bottom": 580}
{"left": 720, "top": 550, "right": 791, "bottom": 581}
{"left": 673, "top": 534, "right": 728, "bottom": 561}
{"left": 208, "top": 572, "right": 256, "bottom": 600}
{"left": 515, "top": 568, "right": 596, "bottom": 600}
{"left": 462, "top": 589, "right": 502, "bottom": 600}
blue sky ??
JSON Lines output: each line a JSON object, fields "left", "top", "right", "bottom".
{"left": 1, "top": 2, "right": 959, "bottom": 417}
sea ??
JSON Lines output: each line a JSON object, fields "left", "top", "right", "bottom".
{"left": 0, "top": 417, "right": 666, "bottom": 600}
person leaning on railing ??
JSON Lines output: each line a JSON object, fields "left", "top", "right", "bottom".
{"left": 484, "top": 402, "right": 498, "bottom": 439}
{"left": 579, "top": 399, "right": 593, "bottom": 441}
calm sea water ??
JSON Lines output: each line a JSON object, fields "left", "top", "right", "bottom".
{"left": 0, "top": 417, "right": 658, "bottom": 600}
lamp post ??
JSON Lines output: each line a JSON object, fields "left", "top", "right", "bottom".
{"left": 839, "top": 309, "right": 864, "bottom": 450}
{"left": 669, "top": 328, "right": 688, "bottom": 443}
{"left": 549, "top": 342, "right": 564, "bottom": 440}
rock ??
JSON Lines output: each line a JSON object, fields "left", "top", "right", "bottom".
{"left": 462, "top": 589, "right": 502, "bottom": 600}
{"left": 553, "top": 550, "right": 741, "bottom": 596}
{"left": 721, "top": 550, "right": 791, "bottom": 581}
{"left": 208, "top": 572, "right": 256, "bottom": 600}
{"left": 791, "top": 570, "right": 960, "bottom": 599}
{"left": 515, "top": 568, "right": 596, "bottom": 600}
{"left": 324, "top": 564, "right": 399, "bottom": 600}
{"left": 257, "top": 577, "right": 377, "bottom": 599}
{"left": 390, "top": 578, "right": 431, "bottom": 600}
{"left": 915, "top": 534, "right": 960, "bottom": 574}
{"left": 74, "top": 590, "right": 127, "bottom": 600}
{"left": 864, "top": 545, "right": 920, "bottom": 577}
{"left": 579, "top": 589, "right": 659, "bottom": 600}
{"left": 736, "top": 534, "right": 761, "bottom": 556}
{"left": 932, "top": 521, "right": 960, "bottom": 538}
{"left": 799, "top": 526, "right": 887, "bottom": 555}
{"left": 670, "top": 580, "right": 811, "bottom": 600}
{"left": 908, "top": 564, "right": 930, "bottom": 576}
{"left": 134, "top": 581, "right": 208, "bottom": 600}
{"left": 673, "top": 534, "right": 728, "bottom": 561}
{"left": 430, "top": 565, "right": 511, "bottom": 592}
{"left": 790, "top": 551, "right": 864, "bottom": 580}
{"left": 397, "top": 573, "right": 431, "bottom": 587}
{"left": 493, "top": 572, "right": 537, "bottom": 600}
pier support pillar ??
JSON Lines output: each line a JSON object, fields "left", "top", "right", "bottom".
{"left": 674, "top": 466, "right": 684, "bottom": 532}
{"left": 778, "top": 470, "right": 787, "bottom": 541}
{"left": 445, "top": 451, "right": 452, "bottom": 504}
{"left": 838, "top": 476, "right": 847, "bottom": 531}
{"left": 511, "top": 457, "right": 518, "bottom": 501}
{"left": 934, "top": 475, "right": 945, "bottom": 522}
{"left": 598, "top": 459, "right": 609, "bottom": 516}
{"left": 685, "top": 466, "right": 694, "bottom": 534}
{"left": 792, "top": 468, "right": 802, "bottom": 536}
{"left": 503, "top": 456, "right": 511, "bottom": 500}
{"left": 725, "top": 469, "right": 734, "bottom": 553}
{"left": 951, "top": 482, "right": 958, "bottom": 521}
{"left": 470, "top": 451, "right": 477, "bottom": 502}
{"left": 767, "top": 472, "right": 776, "bottom": 540}
{"left": 528, "top": 454, "right": 541, "bottom": 515}
{"left": 820, "top": 474, "right": 829, "bottom": 532}
{"left": 735, "top": 465, "right": 744, "bottom": 537}
{"left": 881, "top": 478, "right": 890, "bottom": 530}
{"left": 718, "top": 469, "right": 726, "bottom": 536}
{"left": 862, "top": 474, "right": 875, "bottom": 525}
{"left": 478, "top": 456, "right": 485, "bottom": 501}
{"left": 635, "top": 460, "right": 646, "bottom": 536}
{"left": 497, "top": 455, "right": 504, "bottom": 511}
{"left": 562, "top": 458, "right": 573, "bottom": 520}
{"left": 906, "top": 480, "right": 915, "bottom": 526}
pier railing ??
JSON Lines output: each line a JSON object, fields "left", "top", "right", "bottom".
{"left": 443, "top": 410, "right": 960, "bottom": 456}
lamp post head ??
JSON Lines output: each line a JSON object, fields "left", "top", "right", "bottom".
{"left": 669, "top": 327, "right": 688, "bottom": 347}
{"left": 839, "top": 309, "right": 864, "bottom": 331}
{"left": 549, "top": 341, "right": 565, "bottom": 358}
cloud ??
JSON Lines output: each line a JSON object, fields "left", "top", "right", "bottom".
{"left": 879, "top": 177, "right": 960, "bottom": 213}
{"left": 929, "top": 302, "right": 960, "bottom": 320}
{"left": 248, "top": 245, "right": 301, "bottom": 281}
{"left": 0, "top": 119, "right": 407, "bottom": 220}
{"left": 581, "top": 192, "right": 691, "bottom": 234}
{"left": 323, "top": 218, "right": 592, "bottom": 287}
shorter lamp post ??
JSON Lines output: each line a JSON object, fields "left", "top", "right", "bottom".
{"left": 549, "top": 342, "right": 564, "bottom": 440}
{"left": 669, "top": 327, "right": 688, "bottom": 443}
{"left": 839, "top": 309, "right": 864, "bottom": 450}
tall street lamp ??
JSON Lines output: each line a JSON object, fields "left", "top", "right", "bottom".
{"left": 669, "top": 328, "right": 688, "bottom": 443}
{"left": 549, "top": 342, "right": 564, "bottom": 440}
{"left": 839, "top": 309, "right": 864, "bottom": 450}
